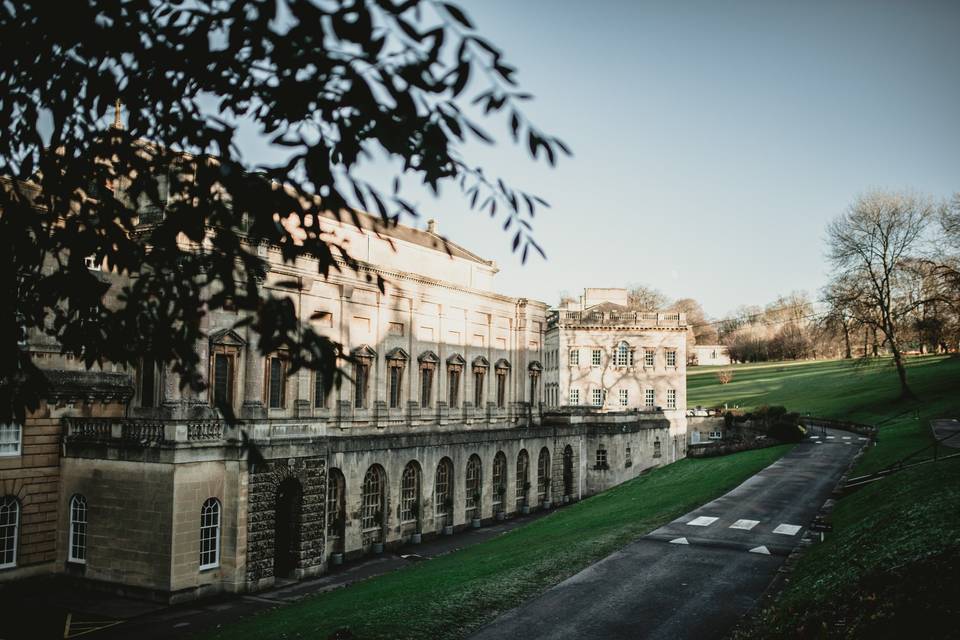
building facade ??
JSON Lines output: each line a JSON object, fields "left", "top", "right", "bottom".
{"left": 2, "top": 203, "right": 687, "bottom": 600}
{"left": 691, "top": 344, "right": 731, "bottom": 366}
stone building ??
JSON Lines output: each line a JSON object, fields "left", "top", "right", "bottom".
{"left": 691, "top": 344, "right": 731, "bottom": 366}
{"left": 2, "top": 185, "right": 687, "bottom": 600}
{"left": 542, "top": 288, "right": 689, "bottom": 462}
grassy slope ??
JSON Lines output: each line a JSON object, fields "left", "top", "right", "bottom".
{"left": 689, "top": 355, "right": 960, "bottom": 638}
{"left": 202, "top": 446, "right": 792, "bottom": 640}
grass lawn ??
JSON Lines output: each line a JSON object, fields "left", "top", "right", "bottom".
{"left": 693, "top": 355, "right": 960, "bottom": 638}
{"left": 200, "top": 445, "right": 793, "bottom": 640}
{"left": 689, "top": 354, "right": 960, "bottom": 474}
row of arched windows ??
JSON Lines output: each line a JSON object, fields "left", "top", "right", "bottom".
{"left": 327, "top": 446, "right": 571, "bottom": 546}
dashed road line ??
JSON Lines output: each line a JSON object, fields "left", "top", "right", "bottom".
{"left": 687, "top": 516, "right": 719, "bottom": 527}
{"left": 826, "top": 436, "right": 836, "bottom": 439}
{"left": 729, "top": 519, "right": 760, "bottom": 531}
{"left": 773, "top": 523, "right": 801, "bottom": 536}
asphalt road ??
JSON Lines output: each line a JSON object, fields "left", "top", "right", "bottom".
{"left": 471, "top": 429, "right": 864, "bottom": 640}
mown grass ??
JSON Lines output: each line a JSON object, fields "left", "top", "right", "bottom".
{"left": 699, "top": 355, "right": 960, "bottom": 638}
{"left": 200, "top": 445, "right": 792, "bottom": 640}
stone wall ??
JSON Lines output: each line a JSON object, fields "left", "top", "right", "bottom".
{"left": 245, "top": 456, "right": 325, "bottom": 590}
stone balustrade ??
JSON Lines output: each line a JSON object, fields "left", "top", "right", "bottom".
{"left": 548, "top": 310, "right": 686, "bottom": 328}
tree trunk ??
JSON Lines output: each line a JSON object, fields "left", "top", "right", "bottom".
{"left": 884, "top": 322, "right": 915, "bottom": 400}
{"left": 842, "top": 324, "right": 852, "bottom": 359}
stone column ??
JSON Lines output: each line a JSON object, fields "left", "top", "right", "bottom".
{"left": 241, "top": 329, "right": 267, "bottom": 419}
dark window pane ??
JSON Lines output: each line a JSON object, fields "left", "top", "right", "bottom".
{"left": 314, "top": 372, "right": 325, "bottom": 408}
{"left": 269, "top": 358, "right": 283, "bottom": 408}
{"left": 141, "top": 359, "right": 156, "bottom": 408}
{"left": 214, "top": 354, "right": 230, "bottom": 407}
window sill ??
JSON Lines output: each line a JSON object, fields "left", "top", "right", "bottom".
{"left": 67, "top": 558, "right": 86, "bottom": 565}
{"left": 199, "top": 563, "right": 220, "bottom": 572}
{"left": 0, "top": 452, "right": 21, "bottom": 458}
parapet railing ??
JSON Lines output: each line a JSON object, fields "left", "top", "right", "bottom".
{"left": 64, "top": 417, "right": 224, "bottom": 445}
{"left": 547, "top": 310, "right": 685, "bottom": 328}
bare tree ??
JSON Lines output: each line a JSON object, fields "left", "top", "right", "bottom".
{"left": 626, "top": 284, "right": 669, "bottom": 311}
{"left": 825, "top": 191, "right": 937, "bottom": 399}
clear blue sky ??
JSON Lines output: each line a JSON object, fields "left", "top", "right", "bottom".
{"left": 246, "top": 0, "right": 960, "bottom": 318}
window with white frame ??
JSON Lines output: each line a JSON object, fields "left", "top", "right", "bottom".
{"left": 569, "top": 388, "right": 580, "bottom": 405}
{"left": 199, "top": 498, "right": 221, "bottom": 570}
{"left": 618, "top": 389, "right": 629, "bottom": 406}
{"left": 568, "top": 349, "right": 579, "bottom": 366}
{"left": 0, "top": 423, "right": 21, "bottom": 457}
{"left": 0, "top": 496, "right": 19, "bottom": 569}
{"left": 591, "top": 388, "right": 603, "bottom": 406}
{"left": 595, "top": 445, "right": 607, "bottom": 469}
{"left": 644, "top": 348, "right": 655, "bottom": 367}
{"left": 644, "top": 389, "right": 655, "bottom": 408}
{"left": 666, "top": 350, "right": 677, "bottom": 367}
{"left": 68, "top": 495, "right": 87, "bottom": 564}
{"left": 591, "top": 349, "right": 601, "bottom": 367}
{"left": 615, "top": 342, "right": 631, "bottom": 367}
{"left": 667, "top": 388, "right": 677, "bottom": 409}
{"left": 709, "top": 430, "right": 723, "bottom": 440}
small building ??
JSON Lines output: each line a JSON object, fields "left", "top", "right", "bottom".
{"left": 691, "top": 344, "right": 731, "bottom": 366}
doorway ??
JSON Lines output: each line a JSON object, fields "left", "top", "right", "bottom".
{"left": 274, "top": 477, "right": 303, "bottom": 579}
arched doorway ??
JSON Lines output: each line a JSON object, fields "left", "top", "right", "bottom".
{"left": 274, "top": 477, "right": 303, "bottom": 578}
{"left": 537, "top": 447, "right": 551, "bottom": 504}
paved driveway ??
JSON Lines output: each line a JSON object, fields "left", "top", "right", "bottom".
{"left": 471, "top": 429, "right": 863, "bottom": 640}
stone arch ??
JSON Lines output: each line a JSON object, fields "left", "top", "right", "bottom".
{"left": 515, "top": 449, "right": 530, "bottom": 509}
{"left": 465, "top": 454, "right": 482, "bottom": 521}
{"left": 537, "top": 446, "right": 551, "bottom": 504}
{"left": 326, "top": 468, "right": 346, "bottom": 553}
{"left": 434, "top": 457, "right": 454, "bottom": 530}
{"left": 399, "top": 460, "right": 422, "bottom": 533}
{"left": 562, "top": 445, "right": 575, "bottom": 497}
{"left": 492, "top": 451, "right": 507, "bottom": 514}
{"left": 361, "top": 464, "right": 387, "bottom": 545}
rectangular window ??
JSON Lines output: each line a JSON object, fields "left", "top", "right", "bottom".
{"left": 448, "top": 369, "right": 460, "bottom": 408}
{"left": 474, "top": 370, "right": 485, "bottom": 406}
{"left": 568, "top": 349, "right": 579, "bottom": 366}
{"left": 420, "top": 367, "right": 433, "bottom": 407}
{"left": 644, "top": 389, "right": 655, "bottom": 408}
{"left": 0, "top": 424, "right": 21, "bottom": 457}
{"left": 314, "top": 371, "right": 326, "bottom": 408}
{"left": 496, "top": 372, "right": 507, "bottom": 408}
{"left": 595, "top": 447, "right": 607, "bottom": 469}
{"left": 644, "top": 349, "right": 655, "bottom": 367}
{"left": 268, "top": 357, "right": 285, "bottom": 408}
{"left": 213, "top": 354, "right": 232, "bottom": 407}
{"left": 667, "top": 388, "right": 677, "bottom": 409}
{"left": 389, "top": 365, "right": 403, "bottom": 408}
{"left": 591, "top": 349, "right": 601, "bottom": 366}
{"left": 140, "top": 358, "right": 157, "bottom": 408}
{"left": 388, "top": 322, "right": 404, "bottom": 336}
{"left": 569, "top": 388, "right": 580, "bottom": 405}
{"left": 355, "top": 362, "right": 369, "bottom": 408}
{"left": 666, "top": 350, "right": 677, "bottom": 367}
{"left": 654, "top": 440, "right": 662, "bottom": 458}
{"left": 591, "top": 388, "right": 603, "bottom": 406}
{"left": 625, "top": 446, "right": 633, "bottom": 468}
{"left": 618, "top": 389, "right": 629, "bottom": 406}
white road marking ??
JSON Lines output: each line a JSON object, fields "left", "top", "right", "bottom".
{"left": 687, "top": 516, "right": 719, "bottom": 527}
{"left": 669, "top": 537, "right": 689, "bottom": 544}
{"left": 749, "top": 545, "right": 771, "bottom": 555}
{"left": 815, "top": 441, "right": 823, "bottom": 444}
{"left": 859, "top": 437, "right": 868, "bottom": 441}
{"left": 842, "top": 436, "right": 851, "bottom": 440}
{"left": 826, "top": 436, "right": 836, "bottom": 439}
{"left": 809, "top": 435, "right": 820, "bottom": 439}
{"left": 729, "top": 519, "right": 760, "bottom": 531}
{"left": 773, "top": 523, "right": 801, "bottom": 536}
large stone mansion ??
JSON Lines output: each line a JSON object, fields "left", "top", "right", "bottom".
{"left": 1, "top": 194, "right": 688, "bottom": 601}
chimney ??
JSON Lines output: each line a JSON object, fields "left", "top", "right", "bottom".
{"left": 426, "top": 219, "right": 437, "bottom": 234}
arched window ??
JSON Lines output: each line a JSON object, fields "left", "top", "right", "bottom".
{"left": 537, "top": 447, "right": 551, "bottom": 503}
{"left": 400, "top": 462, "right": 421, "bottom": 525}
{"left": 361, "top": 465, "right": 386, "bottom": 543}
{"left": 435, "top": 458, "right": 454, "bottom": 528}
{"left": 515, "top": 449, "right": 530, "bottom": 507}
{"left": 327, "top": 469, "right": 345, "bottom": 542}
{"left": 615, "top": 342, "right": 632, "bottom": 367}
{"left": 69, "top": 495, "right": 88, "bottom": 564}
{"left": 492, "top": 452, "right": 507, "bottom": 513}
{"left": 0, "top": 497, "right": 19, "bottom": 569}
{"left": 562, "top": 445, "right": 574, "bottom": 497}
{"left": 199, "top": 498, "right": 221, "bottom": 570}
{"left": 465, "top": 454, "right": 482, "bottom": 520}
